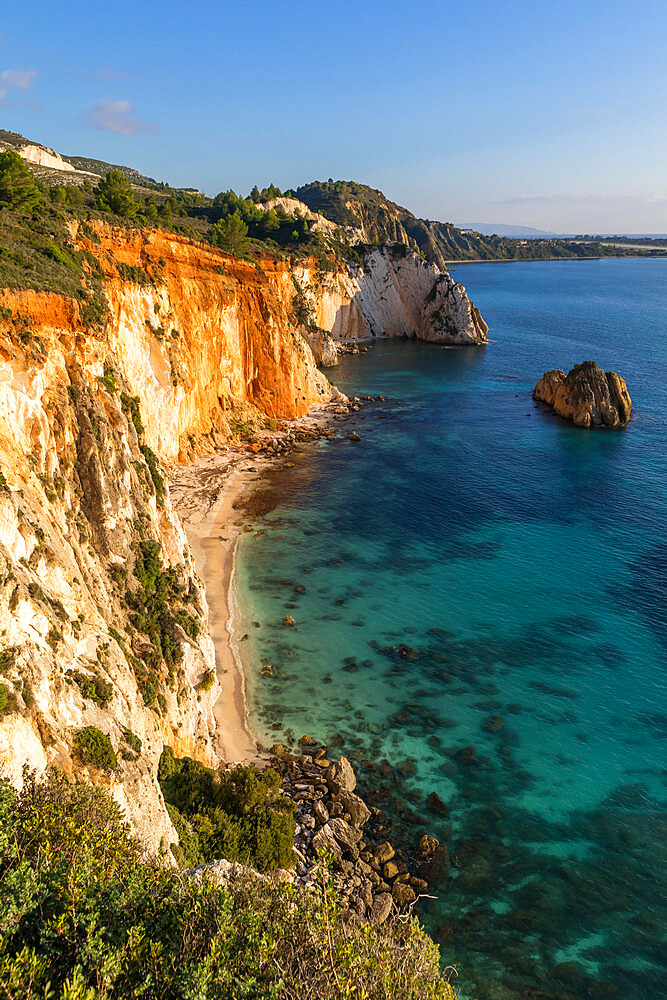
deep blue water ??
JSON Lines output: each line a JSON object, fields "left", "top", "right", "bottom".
{"left": 234, "top": 258, "right": 667, "bottom": 1000}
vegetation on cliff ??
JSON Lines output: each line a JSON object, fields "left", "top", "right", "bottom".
{"left": 0, "top": 771, "right": 455, "bottom": 999}
{"left": 2, "top": 137, "right": 659, "bottom": 312}
{"left": 158, "top": 750, "right": 296, "bottom": 871}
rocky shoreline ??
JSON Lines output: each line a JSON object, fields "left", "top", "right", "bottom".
{"left": 268, "top": 742, "right": 443, "bottom": 925}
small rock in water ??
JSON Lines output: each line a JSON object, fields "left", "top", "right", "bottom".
{"left": 425, "top": 791, "right": 449, "bottom": 816}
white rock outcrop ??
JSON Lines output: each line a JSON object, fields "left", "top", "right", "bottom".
{"left": 292, "top": 247, "right": 487, "bottom": 364}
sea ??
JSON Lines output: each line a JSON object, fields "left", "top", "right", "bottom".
{"left": 233, "top": 257, "right": 667, "bottom": 1000}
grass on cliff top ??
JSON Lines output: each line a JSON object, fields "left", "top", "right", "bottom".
{"left": 0, "top": 770, "right": 455, "bottom": 1000}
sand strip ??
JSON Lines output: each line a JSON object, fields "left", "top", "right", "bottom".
{"left": 169, "top": 405, "right": 343, "bottom": 767}
{"left": 169, "top": 452, "right": 263, "bottom": 765}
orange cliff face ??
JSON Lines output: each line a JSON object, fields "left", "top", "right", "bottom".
{"left": 1, "top": 223, "right": 333, "bottom": 463}
{"left": 0, "top": 224, "right": 335, "bottom": 850}
{"left": 80, "top": 223, "right": 333, "bottom": 460}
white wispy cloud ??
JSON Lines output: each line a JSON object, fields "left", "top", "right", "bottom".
{"left": 86, "top": 99, "right": 156, "bottom": 135}
{"left": 0, "top": 67, "right": 38, "bottom": 101}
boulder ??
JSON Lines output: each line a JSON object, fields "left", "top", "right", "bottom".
{"left": 313, "top": 799, "right": 329, "bottom": 825}
{"left": 326, "top": 756, "right": 356, "bottom": 796}
{"left": 329, "top": 817, "right": 362, "bottom": 851}
{"left": 373, "top": 841, "right": 395, "bottom": 865}
{"left": 370, "top": 892, "right": 393, "bottom": 924}
{"left": 338, "top": 790, "right": 371, "bottom": 828}
{"left": 533, "top": 361, "right": 631, "bottom": 428}
{"left": 312, "top": 823, "right": 343, "bottom": 861}
{"left": 392, "top": 882, "right": 417, "bottom": 906}
{"left": 416, "top": 834, "right": 445, "bottom": 879}
{"left": 383, "top": 860, "right": 400, "bottom": 880}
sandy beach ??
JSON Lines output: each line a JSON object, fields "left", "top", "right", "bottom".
{"left": 169, "top": 450, "right": 264, "bottom": 765}
{"left": 168, "top": 406, "right": 343, "bottom": 768}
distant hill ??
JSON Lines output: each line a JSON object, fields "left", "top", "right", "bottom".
{"left": 62, "top": 154, "right": 163, "bottom": 189}
{"left": 455, "top": 223, "right": 557, "bottom": 237}
{"left": 290, "top": 180, "right": 641, "bottom": 265}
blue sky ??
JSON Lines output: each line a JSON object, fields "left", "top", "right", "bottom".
{"left": 2, "top": 0, "right": 666, "bottom": 231}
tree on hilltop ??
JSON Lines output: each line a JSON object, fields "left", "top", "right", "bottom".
{"left": 0, "top": 150, "right": 42, "bottom": 212}
{"left": 95, "top": 170, "right": 139, "bottom": 218}
{"left": 209, "top": 211, "right": 248, "bottom": 255}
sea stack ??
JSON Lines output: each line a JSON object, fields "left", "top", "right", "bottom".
{"left": 533, "top": 361, "right": 631, "bottom": 428}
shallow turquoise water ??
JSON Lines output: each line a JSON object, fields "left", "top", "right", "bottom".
{"left": 234, "top": 258, "right": 667, "bottom": 1000}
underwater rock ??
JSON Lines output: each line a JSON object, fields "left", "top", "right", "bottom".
{"left": 416, "top": 833, "right": 446, "bottom": 879}
{"left": 483, "top": 714, "right": 505, "bottom": 733}
{"left": 425, "top": 791, "right": 449, "bottom": 816}
{"left": 533, "top": 361, "right": 631, "bottom": 427}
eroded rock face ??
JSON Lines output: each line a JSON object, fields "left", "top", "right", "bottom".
{"left": 533, "top": 361, "right": 631, "bottom": 428}
{"left": 289, "top": 248, "right": 487, "bottom": 365}
{"left": 0, "top": 222, "right": 340, "bottom": 854}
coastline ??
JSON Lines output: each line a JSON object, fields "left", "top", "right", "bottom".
{"left": 169, "top": 404, "right": 345, "bottom": 768}
{"left": 446, "top": 252, "right": 667, "bottom": 264}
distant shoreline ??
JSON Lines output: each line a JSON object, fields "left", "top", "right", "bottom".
{"left": 446, "top": 253, "right": 667, "bottom": 264}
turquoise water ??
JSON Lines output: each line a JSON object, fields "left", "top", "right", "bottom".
{"left": 234, "top": 258, "right": 667, "bottom": 1000}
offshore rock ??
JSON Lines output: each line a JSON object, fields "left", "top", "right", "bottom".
{"left": 533, "top": 361, "right": 631, "bottom": 428}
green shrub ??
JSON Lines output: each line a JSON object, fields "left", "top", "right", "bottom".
{"left": 72, "top": 726, "right": 117, "bottom": 771}
{"left": 117, "top": 261, "right": 153, "bottom": 285}
{"left": 119, "top": 392, "right": 144, "bottom": 435}
{"left": 0, "top": 151, "right": 42, "bottom": 212}
{"left": 0, "top": 683, "right": 16, "bottom": 714}
{"left": 199, "top": 668, "right": 215, "bottom": 691}
{"left": 0, "top": 647, "right": 18, "bottom": 674}
{"left": 0, "top": 771, "right": 454, "bottom": 1000}
{"left": 139, "top": 443, "right": 165, "bottom": 505}
{"left": 126, "top": 540, "right": 188, "bottom": 677}
{"left": 94, "top": 170, "right": 138, "bottom": 218}
{"left": 69, "top": 670, "right": 114, "bottom": 707}
{"left": 99, "top": 367, "right": 117, "bottom": 393}
{"left": 121, "top": 728, "right": 142, "bottom": 760}
{"left": 159, "top": 754, "right": 296, "bottom": 872}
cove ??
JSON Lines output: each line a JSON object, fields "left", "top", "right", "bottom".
{"left": 234, "top": 257, "right": 667, "bottom": 1000}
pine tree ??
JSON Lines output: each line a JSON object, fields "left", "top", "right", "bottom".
{"left": 94, "top": 170, "right": 138, "bottom": 218}
{"left": 0, "top": 151, "right": 42, "bottom": 212}
{"left": 209, "top": 211, "right": 248, "bottom": 255}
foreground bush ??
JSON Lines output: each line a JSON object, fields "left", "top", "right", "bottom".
{"left": 159, "top": 750, "right": 295, "bottom": 871}
{"left": 0, "top": 772, "right": 455, "bottom": 999}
